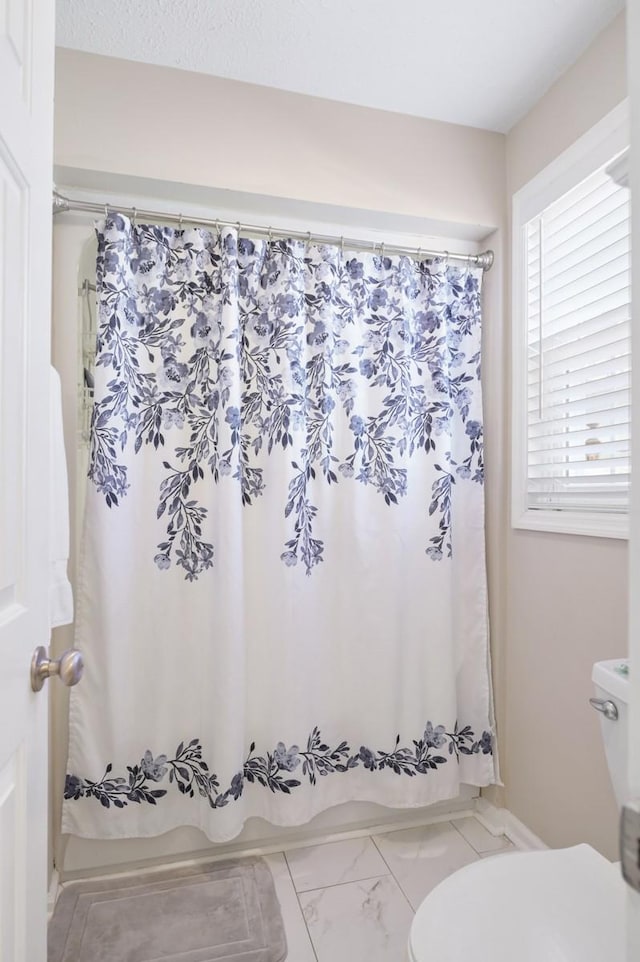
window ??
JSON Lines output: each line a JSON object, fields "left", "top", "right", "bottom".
{"left": 512, "top": 102, "right": 630, "bottom": 538}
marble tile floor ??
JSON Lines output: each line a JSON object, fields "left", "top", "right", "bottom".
{"left": 266, "top": 815, "right": 516, "bottom": 962}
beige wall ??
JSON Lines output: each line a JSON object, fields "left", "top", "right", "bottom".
{"left": 53, "top": 50, "right": 508, "bottom": 871}
{"left": 54, "top": 49, "right": 505, "bottom": 230}
{"left": 503, "top": 12, "right": 628, "bottom": 859}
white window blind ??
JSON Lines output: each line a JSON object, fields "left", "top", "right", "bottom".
{"left": 525, "top": 160, "right": 631, "bottom": 516}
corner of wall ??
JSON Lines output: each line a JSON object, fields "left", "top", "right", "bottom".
{"left": 501, "top": 11, "right": 628, "bottom": 858}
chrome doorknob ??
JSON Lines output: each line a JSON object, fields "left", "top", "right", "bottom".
{"left": 30, "top": 646, "right": 84, "bottom": 692}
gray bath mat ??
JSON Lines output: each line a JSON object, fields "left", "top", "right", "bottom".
{"left": 48, "top": 856, "right": 287, "bottom": 962}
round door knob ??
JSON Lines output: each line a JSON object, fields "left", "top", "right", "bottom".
{"left": 30, "top": 646, "right": 84, "bottom": 692}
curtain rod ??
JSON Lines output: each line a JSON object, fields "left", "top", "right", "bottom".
{"left": 52, "top": 190, "right": 494, "bottom": 272}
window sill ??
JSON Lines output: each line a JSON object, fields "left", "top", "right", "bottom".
{"left": 512, "top": 509, "right": 628, "bottom": 540}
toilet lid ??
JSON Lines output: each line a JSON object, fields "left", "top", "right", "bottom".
{"left": 409, "top": 844, "right": 626, "bottom": 962}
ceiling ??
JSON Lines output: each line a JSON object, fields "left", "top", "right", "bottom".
{"left": 56, "top": 0, "right": 624, "bottom": 133}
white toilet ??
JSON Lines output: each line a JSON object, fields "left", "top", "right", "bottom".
{"left": 408, "top": 659, "right": 629, "bottom": 961}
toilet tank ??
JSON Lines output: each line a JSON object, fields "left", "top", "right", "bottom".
{"left": 591, "top": 660, "right": 629, "bottom": 808}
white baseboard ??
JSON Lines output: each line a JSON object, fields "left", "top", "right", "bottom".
{"left": 47, "top": 869, "right": 60, "bottom": 920}
{"left": 474, "top": 797, "right": 547, "bottom": 850}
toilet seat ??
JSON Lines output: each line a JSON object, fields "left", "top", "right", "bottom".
{"left": 408, "top": 844, "right": 626, "bottom": 962}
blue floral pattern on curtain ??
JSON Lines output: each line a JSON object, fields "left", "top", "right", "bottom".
{"left": 90, "top": 216, "right": 483, "bottom": 580}
{"left": 63, "top": 216, "right": 497, "bottom": 841}
{"left": 65, "top": 722, "right": 493, "bottom": 811}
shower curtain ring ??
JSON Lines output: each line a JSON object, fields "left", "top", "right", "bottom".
{"left": 268, "top": 227, "right": 273, "bottom": 243}
{"left": 215, "top": 219, "right": 220, "bottom": 234}
{"left": 340, "top": 236, "right": 344, "bottom": 253}
{"left": 104, "top": 203, "right": 108, "bottom": 219}
{"left": 380, "top": 242, "right": 385, "bottom": 257}
{"left": 307, "top": 231, "right": 312, "bottom": 244}
{"left": 132, "top": 206, "right": 137, "bottom": 227}
{"left": 417, "top": 247, "right": 422, "bottom": 261}
{"left": 178, "top": 212, "right": 183, "bottom": 229}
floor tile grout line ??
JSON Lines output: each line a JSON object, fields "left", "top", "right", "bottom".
{"left": 450, "top": 815, "right": 511, "bottom": 856}
{"left": 284, "top": 833, "right": 415, "bottom": 930}
{"left": 369, "top": 834, "right": 416, "bottom": 913}
{"left": 278, "top": 820, "right": 510, "bottom": 953}
{"left": 283, "top": 838, "right": 390, "bottom": 895}
{"left": 282, "top": 849, "right": 320, "bottom": 962}
{"left": 294, "top": 865, "right": 418, "bottom": 960}
{"left": 450, "top": 815, "right": 485, "bottom": 855}
{"left": 293, "top": 871, "right": 400, "bottom": 896}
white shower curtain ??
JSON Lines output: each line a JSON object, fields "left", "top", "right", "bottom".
{"left": 63, "top": 216, "right": 496, "bottom": 842}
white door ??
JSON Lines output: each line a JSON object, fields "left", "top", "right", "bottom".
{"left": 0, "top": 1, "right": 55, "bottom": 960}
{"left": 629, "top": 0, "right": 640, "bottom": 956}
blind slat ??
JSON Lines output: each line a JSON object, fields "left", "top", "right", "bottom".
{"left": 536, "top": 251, "right": 630, "bottom": 310}
{"left": 542, "top": 227, "right": 630, "bottom": 290}
{"left": 527, "top": 323, "right": 628, "bottom": 369}
{"left": 528, "top": 406, "right": 629, "bottom": 438}
{"left": 530, "top": 346, "right": 631, "bottom": 398}
{"left": 529, "top": 438, "right": 629, "bottom": 463}
{"left": 528, "top": 368, "right": 630, "bottom": 408}
{"left": 531, "top": 287, "right": 630, "bottom": 340}
{"left": 543, "top": 169, "right": 618, "bottom": 222}
{"left": 527, "top": 386, "right": 630, "bottom": 420}
{"left": 536, "top": 266, "right": 630, "bottom": 320}
{"left": 528, "top": 303, "right": 630, "bottom": 353}
{"left": 543, "top": 193, "right": 628, "bottom": 259}
{"left": 529, "top": 425, "right": 629, "bottom": 452}
{"left": 528, "top": 454, "right": 628, "bottom": 474}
